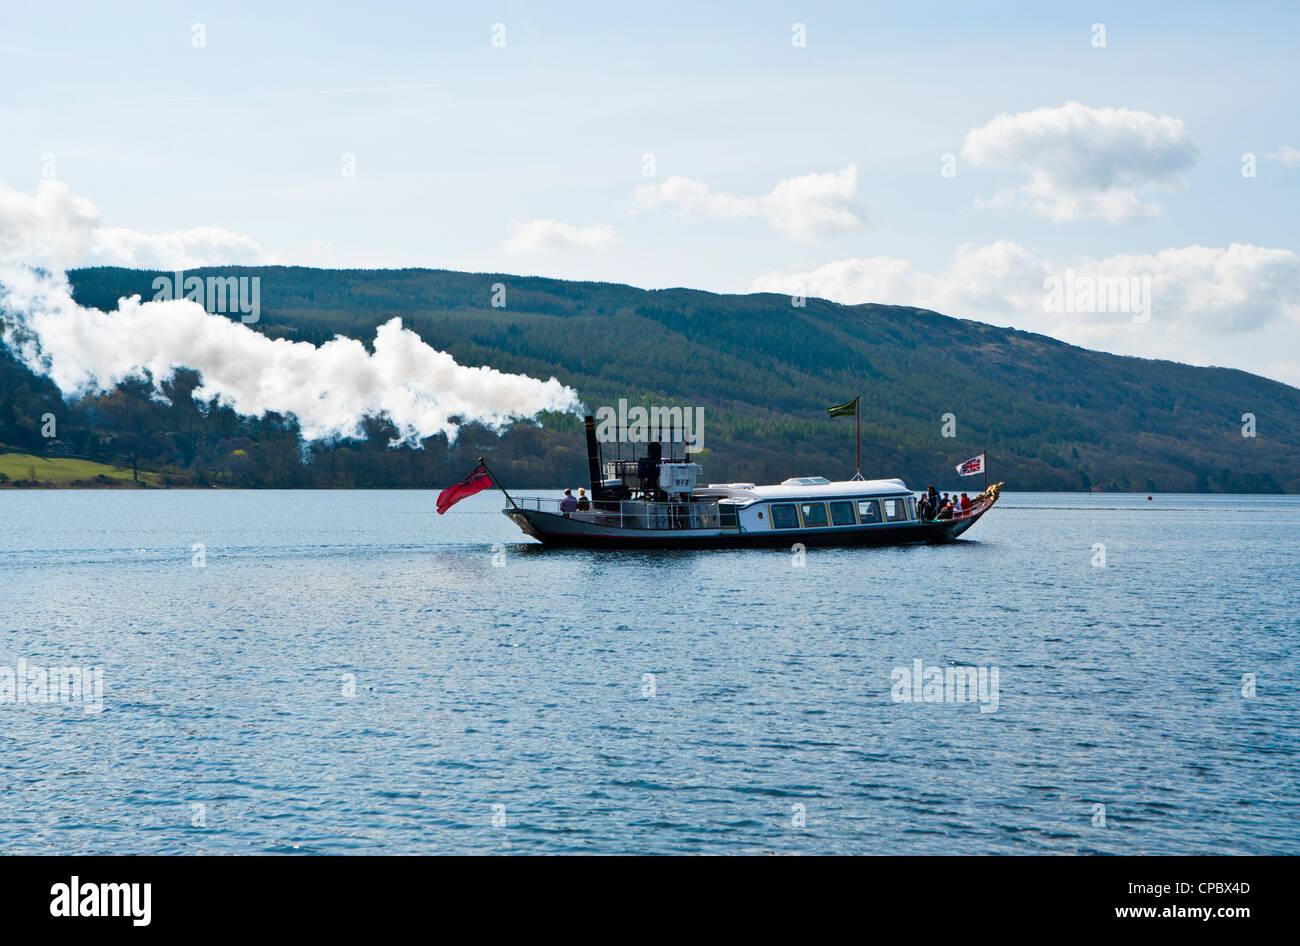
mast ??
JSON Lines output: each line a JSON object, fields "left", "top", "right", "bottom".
{"left": 856, "top": 394, "right": 861, "bottom": 476}
{"left": 477, "top": 455, "right": 521, "bottom": 512}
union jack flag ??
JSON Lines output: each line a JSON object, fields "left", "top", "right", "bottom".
{"left": 956, "top": 453, "right": 986, "bottom": 477}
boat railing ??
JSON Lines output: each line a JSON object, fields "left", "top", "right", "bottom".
{"left": 510, "top": 496, "right": 735, "bottom": 531}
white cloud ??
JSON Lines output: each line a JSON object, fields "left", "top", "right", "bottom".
{"left": 635, "top": 165, "right": 866, "bottom": 239}
{"left": 750, "top": 241, "right": 1300, "bottom": 384}
{"left": 502, "top": 219, "right": 614, "bottom": 254}
{"left": 1093, "top": 243, "right": 1299, "bottom": 333}
{"left": 0, "top": 179, "right": 99, "bottom": 268}
{"left": 962, "top": 102, "right": 1198, "bottom": 222}
{"left": 750, "top": 240, "right": 1050, "bottom": 317}
{"left": 88, "top": 225, "right": 272, "bottom": 269}
{"left": 0, "top": 179, "right": 272, "bottom": 270}
{"left": 1265, "top": 145, "right": 1300, "bottom": 168}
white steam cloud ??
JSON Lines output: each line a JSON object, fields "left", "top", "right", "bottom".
{"left": 0, "top": 181, "right": 580, "bottom": 444}
{"left": 635, "top": 165, "right": 866, "bottom": 239}
{"left": 961, "top": 102, "right": 1198, "bottom": 222}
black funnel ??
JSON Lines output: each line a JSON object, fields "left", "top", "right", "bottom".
{"left": 583, "top": 415, "right": 604, "bottom": 501}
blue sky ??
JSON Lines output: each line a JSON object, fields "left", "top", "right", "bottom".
{"left": 3, "top": 0, "right": 1298, "bottom": 384}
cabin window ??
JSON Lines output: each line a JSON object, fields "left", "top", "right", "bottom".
{"left": 882, "top": 497, "right": 909, "bottom": 522}
{"left": 907, "top": 497, "right": 917, "bottom": 520}
{"left": 768, "top": 503, "right": 800, "bottom": 529}
{"left": 720, "top": 505, "right": 738, "bottom": 528}
{"left": 828, "top": 500, "right": 857, "bottom": 526}
{"left": 856, "top": 499, "right": 882, "bottom": 524}
{"left": 799, "top": 502, "right": 829, "bottom": 528}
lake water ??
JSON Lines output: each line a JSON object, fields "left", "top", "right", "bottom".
{"left": 1, "top": 489, "right": 1297, "bottom": 854}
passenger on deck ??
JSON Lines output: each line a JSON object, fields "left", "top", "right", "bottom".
{"left": 926, "top": 485, "right": 939, "bottom": 516}
{"left": 960, "top": 492, "right": 972, "bottom": 514}
{"left": 576, "top": 488, "right": 591, "bottom": 512}
{"left": 936, "top": 500, "right": 954, "bottom": 520}
{"left": 917, "top": 493, "right": 932, "bottom": 520}
{"left": 559, "top": 489, "right": 578, "bottom": 514}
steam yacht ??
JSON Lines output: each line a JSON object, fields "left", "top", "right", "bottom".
{"left": 497, "top": 416, "right": 1001, "bottom": 549}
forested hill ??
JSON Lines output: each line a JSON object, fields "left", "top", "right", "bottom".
{"left": 1, "top": 264, "right": 1297, "bottom": 491}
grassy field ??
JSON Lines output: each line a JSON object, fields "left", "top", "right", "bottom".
{"left": 0, "top": 451, "right": 157, "bottom": 486}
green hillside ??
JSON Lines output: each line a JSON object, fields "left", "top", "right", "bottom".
{"left": 0, "top": 450, "right": 156, "bottom": 486}
{"left": 0, "top": 264, "right": 1296, "bottom": 491}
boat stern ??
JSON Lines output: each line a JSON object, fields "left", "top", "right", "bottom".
{"left": 504, "top": 507, "right": 543, "bottom": 539}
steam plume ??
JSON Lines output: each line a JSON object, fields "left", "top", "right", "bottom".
{"left": 0, "top": 181, "right": 579, "bottom": 444}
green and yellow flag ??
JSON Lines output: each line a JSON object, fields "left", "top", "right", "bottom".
{"left": 827, "top": 397, "right": 859, "bottom": 418}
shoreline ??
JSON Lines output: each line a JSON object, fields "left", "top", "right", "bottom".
{"left": 2, "top": 483, "right": 1297, "bottom": 495}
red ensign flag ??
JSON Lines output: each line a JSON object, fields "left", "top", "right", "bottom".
{"left": 436, "top": 463, "right": 492, "bottom": 514}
